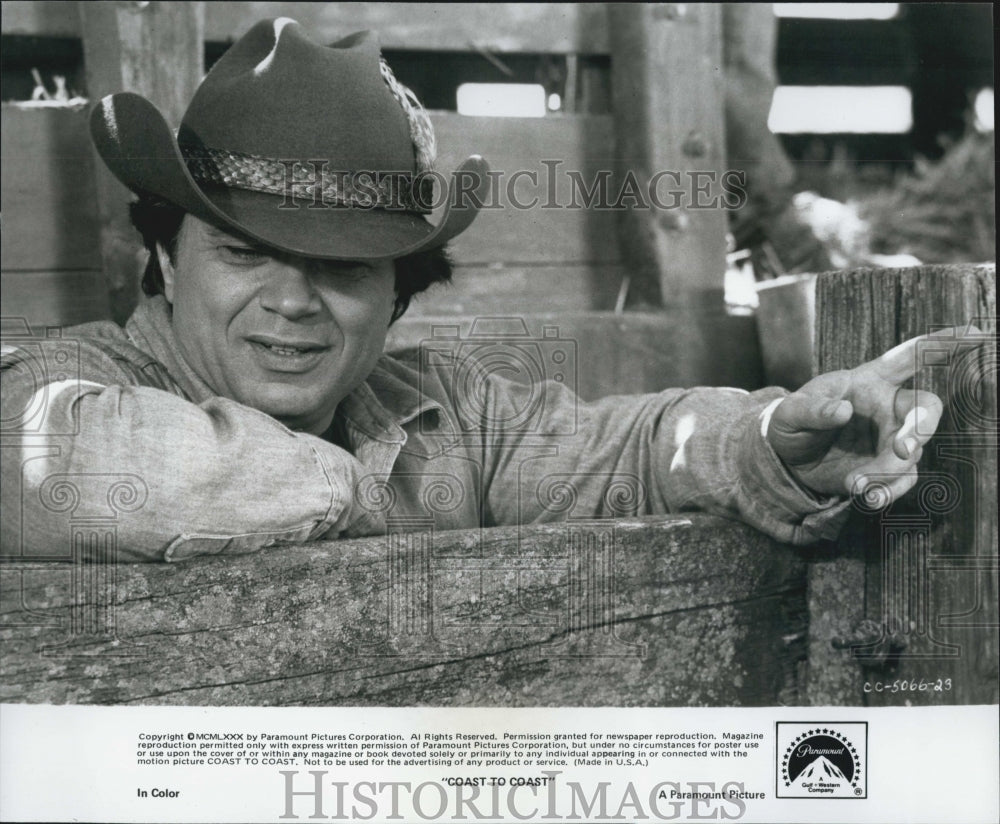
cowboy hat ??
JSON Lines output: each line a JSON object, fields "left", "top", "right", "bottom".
{"left": 90, "top": 17, "right": 489, "bottom": 260}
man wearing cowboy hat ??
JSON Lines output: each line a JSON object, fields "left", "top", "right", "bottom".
{"left": 0, "top": 19, "right": 960, "bottom": 561}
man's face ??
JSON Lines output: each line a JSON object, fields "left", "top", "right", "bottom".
{"left": 162, "top": 215, "right": 396, "bottom": 434}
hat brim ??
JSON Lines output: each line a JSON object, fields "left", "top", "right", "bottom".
{"left": 91, "top": 92, "right": 489, "bottom": 260}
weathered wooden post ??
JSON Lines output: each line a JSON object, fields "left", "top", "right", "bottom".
{"left": 79, "top": 0, "right": 205, "bottom": 324}
{"left": 807, "top": 263, "right": 997, "bottom": 705}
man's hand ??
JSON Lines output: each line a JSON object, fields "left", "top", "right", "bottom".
{"left": 765, "top": 327, "right": 981, "bottom": 503}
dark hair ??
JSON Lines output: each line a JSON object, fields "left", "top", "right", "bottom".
{"left": 128, "top": 196, "right": 452, "bottom": 323}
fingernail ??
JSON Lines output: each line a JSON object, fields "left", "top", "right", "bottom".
{"left": 824, "top": 400, "right": 848, "bottom": 418}
{"left": 907, "top": 406, "right": 930, "bottom": 435}
{"left": 855, "top": 475, "right": 869, "bottom": 494}
{"left": 904, "top": 436, "right": 919, "bottom": 458}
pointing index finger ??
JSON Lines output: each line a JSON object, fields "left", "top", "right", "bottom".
{"left": 865, "top": 335, "right": 922, "bottom": 384}
{"left": 861, "top": 326, "right": 985, "bottom": 385}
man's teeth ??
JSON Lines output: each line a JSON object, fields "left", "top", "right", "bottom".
{"left": 262, "top": 343, "right": 308, "bottom": 356}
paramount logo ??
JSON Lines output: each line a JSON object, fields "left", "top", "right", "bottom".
{"left": 776, "top": 723, "right": 867, "bottom": 800}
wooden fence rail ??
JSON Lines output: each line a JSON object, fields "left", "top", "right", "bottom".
{"left": 2, "top": 515, "right": 808, "bottom": 706}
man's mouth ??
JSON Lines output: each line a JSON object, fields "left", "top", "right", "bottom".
{"left": 246, "top": 336, "right": 331, "bottom": 367}
{"left": 255, "top": 342, "right": 316, "bottom": 356}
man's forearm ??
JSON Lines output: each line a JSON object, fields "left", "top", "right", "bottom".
{"left": 2, "top": 380, "right": 378, "bottom": 561}
{"left": 652, "top": 386, "right": 850, "bottom": 544}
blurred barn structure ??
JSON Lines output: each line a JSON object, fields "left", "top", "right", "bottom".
{"left": 2, "top": 2, "right": 992, "bottom": 388}
{"left": 0, "top": 3, "right": 995, "bottom": 707}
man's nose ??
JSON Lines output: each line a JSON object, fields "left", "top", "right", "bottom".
{"left": 258, "top": 261, "right": 324, "bottom": 320}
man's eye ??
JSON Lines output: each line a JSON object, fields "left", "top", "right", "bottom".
{"left": 221, "top": 245, "right": 266, "bottom": 263}
{"left": 337, "top": 265, "right": 374, "bottom": 281}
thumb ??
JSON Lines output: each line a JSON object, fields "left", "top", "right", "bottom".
{"left": 770, "top": 394, "right": 853, "bottom": 435}
{"left": 766, "top": 394, "right": 853, "bottom": 466}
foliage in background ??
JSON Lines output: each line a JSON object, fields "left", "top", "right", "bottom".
{"left": 859, "top": 130, "right": 995, "bottom": 264}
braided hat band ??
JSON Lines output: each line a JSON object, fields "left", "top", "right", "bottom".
{"left": 182, "top": 144, "right": 435, "bottom": 212}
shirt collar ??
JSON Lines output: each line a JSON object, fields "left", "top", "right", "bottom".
{"left": 125, "top": 294, "right": 443, "bottom": 440}
{"left": 354, "top": 359, "right": 444, "bottom": 432}
{"left": 125, "top": 295, "right": 216, "bottom": 404}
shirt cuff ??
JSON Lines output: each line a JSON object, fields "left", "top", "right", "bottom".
{"left": 736, "top": 407, "right": 850, "bottom": 545}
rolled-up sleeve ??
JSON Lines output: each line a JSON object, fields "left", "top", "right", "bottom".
{"left": 475, "top": 374, "right": 848, "bottom": 544}
{"left": 1, "top": 343, "right": 380, "bottom": 562}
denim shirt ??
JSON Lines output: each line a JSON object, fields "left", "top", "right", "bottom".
{"left": 1, "top": 297, "right": 848, "bottom": 562}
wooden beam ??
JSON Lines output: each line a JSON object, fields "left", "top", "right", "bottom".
{"left": 78, "top": 1, "right": 205, "bottom": 324}
{"left": 204, "top": 3, "right": 610, "bottom": 54}
{"left": 0, "top": 105, "right": 102, "bottom": 272}
{"left": 2, "top": 2, "right": 609, "bottom": 54}
{"left": 607, "top": 3, "right": 728, "bottom": 307}
{"left": 807, "top": 263, "right": 997, "bottom": 705}
{"left": 1, "top": 106, "right": 629, "bottom": 316}
{"left": 430, "top": 113, "right": 621, "bottom": 268}
{"left": 400, "top": 265, "right": 624, "bottom": 315}
{"left": 0, "top": 269, "right": 110, "bottom": 329}
{"left": 0, "top": 0, "right": 80, "bottom": 37}
{"left": 387, "top": 311, "right": 763, "bottom": 397}
{"left": 1, "top": 515, "right": 807, "bottom": 706}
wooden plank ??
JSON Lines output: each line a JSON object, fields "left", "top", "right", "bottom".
{"left": 0, "top": 269, "right": 111, "bottom": 327}
{"left": 807, "top": 263, "right": 997, "bottom": 706}
{"left": 405, "top": 264, "right": 623, "bottom": 316}
{"left": 386, "top": 310, "right": 764, "bottom": 398}
{"left": 0, "top": 105, "right": 102, "bottom": 272}
{"left": 0, "top": 0, "right": 79, "bottom": 37}
{"left": 2, "top": 1, "right": 611, "bottom": 53}
{"left": 0, "top": 514, "right": 807, "bottom": 705}
{"left": 79, "top": 0, "right": 205, "bottom": 324}
{"left": 0, "top": 107, "right": 619, "bottom": 274}
{"left": 430, "top": 113, "right": 621, "bottom": 266}
{"left": 203, "top": 2, "right": 610, "bottom": 54}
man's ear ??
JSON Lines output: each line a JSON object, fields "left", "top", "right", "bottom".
{"left": 156, "top": 243, "right": 176, "bottom": 303}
